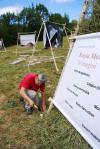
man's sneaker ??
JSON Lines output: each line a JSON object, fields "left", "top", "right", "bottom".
{"left": 25, "top": 105, "right": 33, "bottom": 115}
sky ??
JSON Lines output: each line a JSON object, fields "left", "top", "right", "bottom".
{"left": 0, "top": 0, "right": 84, "bottom": 21}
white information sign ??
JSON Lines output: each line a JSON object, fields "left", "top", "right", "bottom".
{"left": 53, "top": 32, "right": 100, "bottom": 149}
{"left": 20, "top": 34, "right": 35, "bottom": 46}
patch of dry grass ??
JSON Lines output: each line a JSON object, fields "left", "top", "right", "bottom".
{"left": 0, "top": 38, "right": 92, "bottom": 149}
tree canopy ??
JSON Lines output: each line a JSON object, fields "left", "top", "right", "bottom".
{"left": 0, "top": 3, "right": 76, "bottom": 46}
{"left": 79, "top": 0, "right": 100, "bottom": 34}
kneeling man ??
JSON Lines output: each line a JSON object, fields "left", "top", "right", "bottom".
{"left": 19, "top": 73, "right": 46, "bottom": 114}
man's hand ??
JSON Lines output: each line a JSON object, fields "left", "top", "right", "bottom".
{"left": 29, "top": 100, "right": 34, "bottom": 107}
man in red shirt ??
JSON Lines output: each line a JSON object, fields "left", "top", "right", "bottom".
{"left": 19, "top": 73, "right": 46, "bottom": 114}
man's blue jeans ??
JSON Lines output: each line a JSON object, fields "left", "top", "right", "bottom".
{"left": 25, "top": 90, "right": 42, "bottom": 109}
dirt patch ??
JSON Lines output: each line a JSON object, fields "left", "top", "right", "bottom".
{"left": 0, "top": 94, "right": 6, "bottom": 104}
{"left": 0, "top": 110, "right": 5, "bottom": 115}
{"left": 2, "top": 116, "right": 12, "bottom": 128}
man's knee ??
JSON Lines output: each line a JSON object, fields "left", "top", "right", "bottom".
{"left": 26, "top": 90, "right": 37, "bottom": 100}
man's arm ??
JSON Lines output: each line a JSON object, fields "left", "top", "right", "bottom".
{"left": 20, "top": 87, "right": 34, "bottom": 107}
{"left": 41, "top": 90, "right": 46, "bottom": 112}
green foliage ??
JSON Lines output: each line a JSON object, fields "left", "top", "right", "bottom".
{"left": 69, "top": 20, "right": 77, "bottom": 31}
{"left": 2, "top": 101, "right": 17, "bottom": 109}
{"left": 35, "top": 4, "right": 49, "bottom": 22}
{"left": 79, "top": 0, "right": 100, "bottom": 34}
{"left": 0, "top": 3, "right": 75, "bottom": 46}
{"left": 49, "top": 13, "right": 69, "bottom": 25}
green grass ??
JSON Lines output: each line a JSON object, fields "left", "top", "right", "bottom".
{"left": 0, "top": 38, "right": 92, "bottom": 149}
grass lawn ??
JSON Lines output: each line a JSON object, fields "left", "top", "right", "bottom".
{"left": 0, "top": 38, "right": 92, "bottom": 149}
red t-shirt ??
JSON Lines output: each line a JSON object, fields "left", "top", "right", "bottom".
{"left": 19, "top": 73, "right": 45, "bottom": 92}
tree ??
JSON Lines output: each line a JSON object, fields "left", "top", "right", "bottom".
{"left": 79, "top": 0, "right": 100, "bottom": 34}
{"left": 49, "top": 13, "right": 64, "bottom": 24}
{"left": 69, "top": 20, "right": 77, "bottom": 32}
{"left": 0, "top": 12, "right": 17, "bottom": 45}
{"left": 35, "top": 4, "right": 49, "bottom": 22}
{"left": 1, "top": 12, "right": 16, "bottom": 26}
{"left": 18, "top": 6, "right": 35, "bottom": 30}
{"left": 49, "top": 13, "right": 69, "bottom": 26}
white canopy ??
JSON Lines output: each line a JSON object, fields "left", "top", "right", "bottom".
{"left": 19, "top": 34, "right": 35, "bottom": 46}
{"left": 0, "top": 40, "right": 2, "bottom": 46}
{"left": 0, "top": 39, "right": 6, "bottom": 51}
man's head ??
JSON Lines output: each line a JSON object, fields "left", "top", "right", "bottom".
{"left": 35, "top": 73, "right": 47, "bottom": 85}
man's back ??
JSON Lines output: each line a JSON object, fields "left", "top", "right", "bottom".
{"left": 19, "top": 73, "right": 45, "bottom": 92}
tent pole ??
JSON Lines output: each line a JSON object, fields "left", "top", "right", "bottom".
{"left": 32, "top": 23, "right": 44, "bottom": 57}
{"left": 47, "top": 99, "right": 54, "bottom": 114}
{"left": 63, "top": 24, "right": 70, "bottom": 48}
{"left": 16, "top": 33, "right": 19, "bottom": 56}
{"left": 28, "top": 23, "right": 44, "bottom": 70}
{"left": 49, "top": 21, "right": 65, "bottom": 26}
{"left": 43, "top": 21, "right": 59, "bottom": 72}
{"left": 18, "top": 32, "right": 36, "bottom": 35}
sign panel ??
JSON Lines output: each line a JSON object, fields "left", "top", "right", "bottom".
{"left": 53, "top": 32, "right": 100, "bottom": 149}
{"left": 20, "top": 34, "right": 35, "bottom": 46}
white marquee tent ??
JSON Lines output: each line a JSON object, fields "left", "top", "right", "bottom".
{"left": 16, "top": 32, "right": 36, "bottom": 55}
